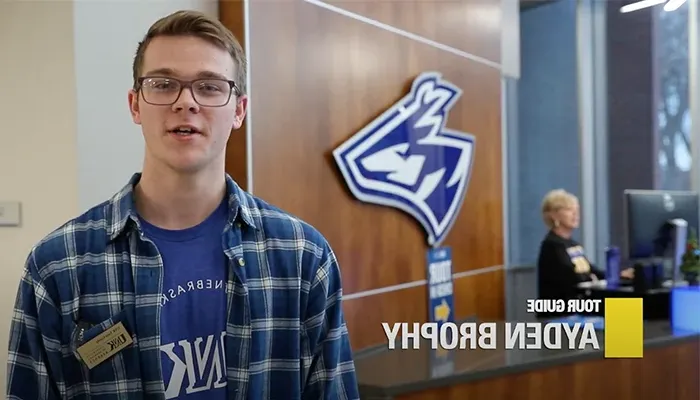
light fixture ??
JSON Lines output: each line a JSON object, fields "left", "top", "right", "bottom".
{"left": 663, "top": 0, "right": 687, "bottom": 11}
{"left": 620, "top": 0, "right": 666, "bottom": 13}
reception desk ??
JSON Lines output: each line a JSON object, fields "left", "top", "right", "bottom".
{"left": 354, "top": 320, "right": 700, "bottom": 400}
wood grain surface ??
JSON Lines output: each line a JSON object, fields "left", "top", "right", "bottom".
{"left": 397, "top": 340, "right": 700, "bottom": 400}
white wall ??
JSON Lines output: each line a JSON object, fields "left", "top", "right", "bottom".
{"left": 0, "top": 0, "right": 218, "bottom": 383}
{"left": 0, "top": 1, "right": 80, "bottom": 383}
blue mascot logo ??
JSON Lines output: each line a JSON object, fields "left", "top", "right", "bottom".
{"left": 333, "top": 72, "right": 475, "bottom": 247}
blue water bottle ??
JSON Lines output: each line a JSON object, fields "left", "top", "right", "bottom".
{"left": 606, "top": 246, "right": 620, "bottom": 287}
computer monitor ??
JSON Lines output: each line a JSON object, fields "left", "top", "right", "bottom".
{"left": 623, "top": 190, "right": 699, "bottom": 273}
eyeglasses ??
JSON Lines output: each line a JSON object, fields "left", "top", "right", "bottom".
{"left": 137, "top": 76, "right": 239, "bottom": 107}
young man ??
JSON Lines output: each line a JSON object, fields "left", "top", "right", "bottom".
{"left": 6, "top": 10, "right": 359, "bottom": 400}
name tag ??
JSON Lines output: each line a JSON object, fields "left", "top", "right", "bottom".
{"left": 76, "top": 322, "right": 133, "bottom": 369}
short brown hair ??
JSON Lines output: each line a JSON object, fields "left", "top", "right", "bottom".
{"left": 132, "top": 10, "right": 247, "bottom": 95}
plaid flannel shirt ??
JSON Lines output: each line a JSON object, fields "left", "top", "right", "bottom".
{"left": 6, "top": 173, "right": 359, "bottom": 400}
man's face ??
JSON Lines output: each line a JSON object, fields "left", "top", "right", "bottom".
{"left": 128, "top": 35, "right": 247, "bottom": 174}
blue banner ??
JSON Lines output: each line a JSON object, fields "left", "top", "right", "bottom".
{"left": 426, "top": 247, "right": 455, "bottom": 377}
{"left": 426, "top": 247, "right": 455, "bottom": 326}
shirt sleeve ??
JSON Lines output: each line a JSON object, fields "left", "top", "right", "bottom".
{"left": 6, "top": 252, "right": 61, "bottom": 400}
{"left": 301, "top": 243, "right": 360, "bottom": 400}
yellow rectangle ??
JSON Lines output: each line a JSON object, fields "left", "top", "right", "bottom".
{"left": 604, "top": 298, "right": 643, "bottom": 358}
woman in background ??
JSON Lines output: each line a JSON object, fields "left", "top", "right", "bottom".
{"left": 536, "top": 189, "right": 633, "bottom": 307}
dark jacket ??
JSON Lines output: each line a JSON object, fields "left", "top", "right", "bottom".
{"left": 536, "top": 231, "right": 605, "bottom": 317}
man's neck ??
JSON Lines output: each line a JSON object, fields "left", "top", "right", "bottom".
{"left": 134, "top": 167, "right": 227, "bottom": 231}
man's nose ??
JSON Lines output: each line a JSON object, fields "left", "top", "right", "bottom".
{"left": 172, "top": 87, "right": 200, "bottom": 112}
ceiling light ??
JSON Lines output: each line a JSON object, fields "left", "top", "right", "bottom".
{"left": 664, "top": 0, "right": 687, "bottom": 11}
{"left": 620, "top": 0, "right": 666, "bottom": 13}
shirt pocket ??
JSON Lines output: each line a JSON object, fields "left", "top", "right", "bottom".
{"left": 68, "top": 307, "right": 142, "bottom": 394}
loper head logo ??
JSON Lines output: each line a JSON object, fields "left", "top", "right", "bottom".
{"left": 333, "top": 72, "right": 475, "bottom": 247}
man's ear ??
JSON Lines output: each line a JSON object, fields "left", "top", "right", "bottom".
{"left": 232, "top": 95, "right": 248, "bottom": 130}
{"left": 128, "top": 89, "right": 142, "bottom": 125}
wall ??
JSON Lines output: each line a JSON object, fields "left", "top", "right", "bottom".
{"left": 515, "top": 0, "right": 581, "bottom": 265}
{"left": 605, "top": 2, "right": 655, "bottom": 252}
{"left": 222, "top": 0, "right": 505, "bottom": 351}
{"left": 0, "top": 0, "right": 79, "bottom": 381}
{"left": 0, "top": 0, "right": 217, "bottom": 381}
{"left": 1, "top": 0, "right": 507, "bottom": 373}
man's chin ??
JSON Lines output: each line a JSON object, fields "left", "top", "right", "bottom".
{"left": 166, "top": 158, "right": 209, "bottom": 174}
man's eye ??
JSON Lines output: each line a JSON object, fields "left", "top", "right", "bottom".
{"left": 154, "top": 82, "right": 175, "bottom": 90}
{"left": 199, "top": 84, "right": 222, "bottom": 92}
{"left": 146, "top": 79, "right": 177, "bottom": 90}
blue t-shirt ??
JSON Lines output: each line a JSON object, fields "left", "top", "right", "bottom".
{"left": 140, "top": 201, "right": 229, "bottom": 399}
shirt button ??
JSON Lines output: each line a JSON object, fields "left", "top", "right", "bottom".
{"left": 238, "top": 258, "right": 245, "bottom": 267}
{"left": 236, "top": 222, "right": 241, "bottom": 228}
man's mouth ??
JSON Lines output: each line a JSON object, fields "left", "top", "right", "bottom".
{"left": 168, "top": 126, "right": 201, "bottom": 136}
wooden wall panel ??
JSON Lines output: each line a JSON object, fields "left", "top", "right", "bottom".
{"left": 323, "top": 0, "right": 502, "bottom": 63}
{"left": 396, "top": 340, "right": 700, "bottom": 400}
{"left": 220, "top": 0, "right": 248, "bottom": 189}
{"left": 221, "top": 0, "right": 504, "bottom": 350}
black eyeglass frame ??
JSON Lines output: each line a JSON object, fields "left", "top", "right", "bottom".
{"left": 136, "top": 76, "right": 240, "bottom": 107}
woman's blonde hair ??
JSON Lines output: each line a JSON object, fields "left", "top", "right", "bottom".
{"left": 541, "top": 189, "right": 578, "bottom": 228}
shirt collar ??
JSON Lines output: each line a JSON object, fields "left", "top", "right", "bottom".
{"left": 106, "top": 172, "right": 257, "bottom": 241}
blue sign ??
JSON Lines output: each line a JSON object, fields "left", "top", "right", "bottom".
{"left": 426, "top": 247, "right": 455, "bottom": 377}
{"left": 333, "top": 72, "right": 476, "bottom": 247}
{"left": 671, "top": 286, "right": 700, "bottom": 333}
{"left": 426, "top": 247, "right": 455, "bottom": 326}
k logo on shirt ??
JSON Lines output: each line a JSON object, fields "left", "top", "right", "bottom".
{"left": 160, "top": 332, "right": 227, "bottom": 398}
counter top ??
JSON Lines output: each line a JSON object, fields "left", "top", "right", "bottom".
{"left": 354, "top": 320, "right": 700, "bottom": 398}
